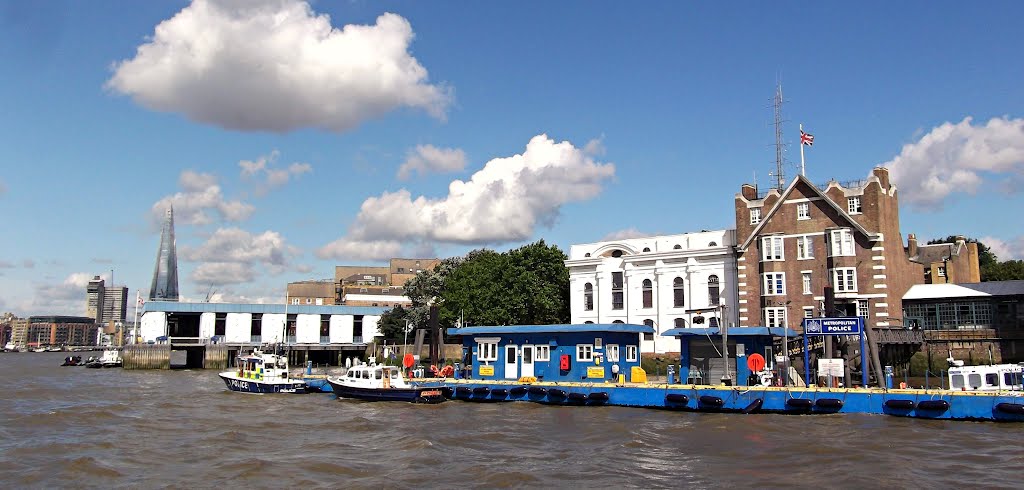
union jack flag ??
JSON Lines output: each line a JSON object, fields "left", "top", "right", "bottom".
{"left": 800, "top": 130, "right": 815, "bottom": 146}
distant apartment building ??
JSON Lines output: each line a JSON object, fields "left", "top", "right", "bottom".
{"left": 565, "top": 231, "right": 738, "bottom": 353}
{"left": 341, "top": 285, "right": 411, "bottom": 308}
{"left": 286, "top": 280, "right": 336, "bottom": 306}
{"left": 24, "top": 316, "right": 99, "bottom": 347}
{"left": 85, "top": 276, "right": 128, "bottom": 326}
{"left": 284, "top": 258, "right": 441, "bottom": 307}
{"left": 86, "top": 276, "right": 105, "bottom": 323}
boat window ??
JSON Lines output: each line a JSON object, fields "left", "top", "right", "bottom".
{"left": 986, "top": 373, "right": 999, "bottom": 386}
{"left": 951, "top": 374, "right": 964, "bottom": 389}
{"left": 362, "top": 370, "right": 369, "bottom": 379}
{"left": 1004, "top": 372, "right": 1022, "bottom": 387}
{"left": 390, "top": 370, "right": 399, "bottom": 379}
{"left": 375, "top": 370, "right": 382, "bottom": 379}
{"left": 968, "top": 373, "right": 982, "bottom": 389}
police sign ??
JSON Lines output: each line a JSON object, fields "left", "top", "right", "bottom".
{"left": 802, "top": 317, "right": 862, "bottom": 335}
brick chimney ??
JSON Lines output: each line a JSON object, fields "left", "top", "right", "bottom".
{"left": 908, "top": 233, "right": 918, "bottom": 257}
{"left": 873, "top": 167, "right": 890, "bottom": 188}
{"left": 741, "top": 184, "right": 758, "bottom": 201}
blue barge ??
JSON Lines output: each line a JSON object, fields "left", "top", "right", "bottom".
{"left": 421, "top": 323, "right": 1024, "bottom": 421}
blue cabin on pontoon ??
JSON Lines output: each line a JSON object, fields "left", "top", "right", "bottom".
{"left": 662, "top": 326, "right": 799, "bottom": 386}
{"left": 446, "top": 324, "right": 655, "bottom": 382}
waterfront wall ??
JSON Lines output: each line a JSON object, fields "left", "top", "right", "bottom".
{"left": 124, "top": 344, "right": 171, "bottom": 369}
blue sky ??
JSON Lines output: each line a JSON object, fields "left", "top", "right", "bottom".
{"left": 2, "top": 0, "right": 1023, "bottom": 317}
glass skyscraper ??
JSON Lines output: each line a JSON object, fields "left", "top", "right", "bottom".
{"left": 149, "top": 207, "right": 179, "bottom": 301}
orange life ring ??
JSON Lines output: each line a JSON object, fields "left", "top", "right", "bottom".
{"left": 439, "top": 365, "right": 455, "bottom": 378}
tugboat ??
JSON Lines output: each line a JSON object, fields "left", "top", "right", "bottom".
{"left": 219, "top": 348, "right": 307, "bottom": 394}
{"left": 326, "top": 364, "right": 445, "bottom": 403}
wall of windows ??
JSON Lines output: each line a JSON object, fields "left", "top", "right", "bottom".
{"left": 903, "top": 300, "right": 994, "bottom": 330}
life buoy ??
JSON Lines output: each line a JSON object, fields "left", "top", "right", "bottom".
{"left": 439, "top": 365, "right": 455, "bottom": 378}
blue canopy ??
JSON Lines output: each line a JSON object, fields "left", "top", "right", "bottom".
{"left": 447, "top": 323, "right": 654, "bottom": 336}
{"left": 661, "top": 326, "right": 800, "bottom": 338}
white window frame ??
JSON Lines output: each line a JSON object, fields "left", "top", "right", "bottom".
{"left": 848, "top": 196, "right": 862, "bottom": 214}
{"left": 857, "top": 300, "right": 869, "bottom": 319}
{"left": 576, "top": 344, "right": 594, "bottom": 362}
{"left": 607, "top": 344, "right": 620, "bottom": 362}
{"left": 315, "top": 298, "right": 323, "bottom": 305}
{"left": 797, "top": 202, "right": 810, "bottom": 220}
{"left": 833, "top": 267, "right": 858, "bottom": 293}
{"left": 796, "top": 236, "right": 814, "bottom": 260}
{"left": 761, "top": 236, "right": 784, "bottom": 261}
{"left": 536, "top": 345, "right": 550, "bottom": 361}
{"left": 937, "top": 266, "right": 947, "bottom": 277}
{"left": 762, "top": 272, "right": 786, "bottom": 296}
{"left": 803, "top": 307, "right": 815, "bottom": 318}
{"left": 291, "top": 298, "right": 300, "bottom": 305}
{"left": 802, "top": 272, "right": 812, "bottom": 295}
{"left": 829, "top": 229, "right": 855, "bottom": 257}
{"left": 626, "top": 345, "right": 638, "bottom": 362}
{"left": 764, "top": 307, "right": 787, "bottom": 329}
{"left": 478, "top": 341, "right": 498, "bottom": 362}
{"left": 750, "top": 207, "right": 761, "bottom": 224}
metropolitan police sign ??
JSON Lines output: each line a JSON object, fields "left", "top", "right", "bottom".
{"left": 802, "top": 317, "right": 863, "bottom": 335}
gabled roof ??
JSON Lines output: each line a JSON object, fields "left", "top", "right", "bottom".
{"left": 738, "top": 174, "right": 879, "bottom": 252}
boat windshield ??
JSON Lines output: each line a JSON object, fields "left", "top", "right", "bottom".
{"left": 375, "top": 369, "right": 383, "bottom": 379}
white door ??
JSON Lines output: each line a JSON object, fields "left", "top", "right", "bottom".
{"left": 521, "top": 345, "right": 535, "bottom": 378}
{"left": 504, "top": 345, "right": 518, "bottom": 379}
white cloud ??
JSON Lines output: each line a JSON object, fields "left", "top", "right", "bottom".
{"left": 885, "top": 116, "right": 1024, "bottom": 208}
{"left": 397, "top": 145, "right": 467, "bottom": 180}
{"left": 106, "top": 0, "right": 450, "bottom": 133}
{"left": 151, "top": 170, "right": 254, "bottom": 226}
{"left": 20, "top": 273, "right": 96, "bottom": 316}
{"left": 980, "top": 235, "right": 1024, "bottom": 261}
{"left": 318, "top": 134, "right": 615, "bottom": 260}
{"left": 191, "top": 262, "right": 256, "bottom": 286}
{"left": 601, "top": 228, "right": 650, "bottom": 241}
{"left": 181, "top": 227, "right": 299, "bottom": 285}
{"left": 239, "top": 151, "right": 312, "bottom": 193}
{"left": 295, "top": 264, "right": 315, "bottom": 274}
{"left": 316, "top": 238, "right": 403, "bottom": 261}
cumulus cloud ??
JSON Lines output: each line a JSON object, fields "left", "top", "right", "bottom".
{"left": 239, "top": 150, "right": 312, "bottom": 194}
{"left": 20, "top": 273, "right": 96, "bottom": 316}
{"left": 397, "top": 145, "right": 467, "bottom": 180}
{"left": 317, "top": 134, "right": 615, "bottom": 260}
{"left": 980, "top": 235, "right": 1024, "bottom": 261}
{"left": 601, "top": 228, "right": 650, "bottom": 241}
{"left": 885, "top": 116, "right": 1024, "bottom": 208}
{"left": 151, "top": 170, "right": 254, "bottom": 226}
{"left": 106, "top": 0, "right": 450, "bottom": 133}
{"left": 295, "top": 264, "right": 315, "bottom": 274}
{"left": 181, "top": 227, "right": 299, "bottom": 285}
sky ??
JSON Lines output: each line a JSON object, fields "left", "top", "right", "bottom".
{"left": 2, "top": 0, "right": 1023, "bottom": 317}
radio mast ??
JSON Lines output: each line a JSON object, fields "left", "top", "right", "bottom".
{"left": 773, "top": 83, "right": 786, "bottom": 190}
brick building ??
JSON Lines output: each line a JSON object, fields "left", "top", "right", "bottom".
{"left": 907, "top": 234, "right": 981, "bottom": 284}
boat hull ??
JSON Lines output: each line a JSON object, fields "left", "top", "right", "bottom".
{"left": 326, "top": 379, "right": 444, "bottom": 403}
{"left": 219, "top": 373, "right": 308, "bottom": 394}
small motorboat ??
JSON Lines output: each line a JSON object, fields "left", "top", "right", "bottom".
{"left": 61, "top": 355, "right": 83, "bottom": 366}
{"left": 218, "top": 348, "right": 307, "bottom": 394}
{"left": 85, "top": 349, "right": 122, "bottom": 368}
{"left": 326, "top": 364, "right": 445, "bottom": 403}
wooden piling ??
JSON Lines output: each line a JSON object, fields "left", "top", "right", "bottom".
{"left": 204, "top": 344, "right": 228, "bottom": 370}
{"left": 123, "top": 344, "right": 172, "bottom": 370}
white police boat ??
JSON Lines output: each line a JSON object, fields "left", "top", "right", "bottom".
{"left": 326, "top": 364, "right": 445, "bottom": 403}
{"left": 219, "top": 348, "right": 307, "bottom": 394}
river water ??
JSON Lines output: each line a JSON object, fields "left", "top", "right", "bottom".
{"left": 1, "top": 352, "right": 1022, "bottom": 489}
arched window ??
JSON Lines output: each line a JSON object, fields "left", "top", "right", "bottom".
{"left": 612, "top": 320, "right": 625, "bottom": 324}
{"left": 673, "top": 244, "right": 682, "bottom": 250}
{"left": 584, "top": 253, "right": 591, "bottom": 257}
{"left": 708, "top": 275, "right": 720, "bottom": 306}
{"left": 585, "top": 321, "right": 595, "bottom": 324}
{"left": 611, "top": 249, "right": 623, "bottom": 258}
{"left": 642, "top": 247, "right": 651, "bottom": 252}
{"left": 584, "top": 283, "right": 594, "bottom": 311}
{"left": 708, "top": 241, "right": 718, "bottom": 247}
{"left": 674, "top": 318, "right": 686, "bottom": 328}
{"left": 642, "top": 279, "right": 653, "bottom": 308}
{"left": 673, "top": 277, "right": 684, "bottom": 307}
{"left": 643, "top": 319, "right": 655, "bottom": 340}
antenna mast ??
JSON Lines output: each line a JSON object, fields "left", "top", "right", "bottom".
{"left": 773, "top": 83, "right": 786, "bottom": 190}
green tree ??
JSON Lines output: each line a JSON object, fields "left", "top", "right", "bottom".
{"left": 403, "top": 256, "right": 463, "bottom": 329}
{"left": 925, "top": 235, "right": 1024, "bottom": 281}
{"left": 376, "top": 305, "right": 410, "bottom": 342}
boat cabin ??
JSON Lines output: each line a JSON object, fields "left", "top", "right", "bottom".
{"left": 663, "top": 326, "right": 798, "bottom": 387}
{"left": 948, "top": 363, "right": 1024, "bottom": 391}
{"left": 446, "top": 324, "right": 654, "bottom": 383}
{"left": 341, "top": 365, "right": 412, "bottom": 389}
{"left": 235, "top": 349, "right": 289, "bottom": 381}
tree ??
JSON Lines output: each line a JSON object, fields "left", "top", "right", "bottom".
{"left": 376, "top": 305, "right": 410, "bottom": 342}
{"left": 403, "top": 256, "right": 463, "bottom": 329}
{"left": 926, "top": 235, "right": 1024, "bottom": 281}
{"left": 926, "top": 235, "right": 997, "bottom": 267}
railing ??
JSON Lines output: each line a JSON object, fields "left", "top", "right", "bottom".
{"left": 167, "top": 337, "right": 207, "bottom": 345}
{"left": 353, "top": 336, "right": 364, "bottom": 344}
{"left": 250, "top": 335, "right": 262, "bottom": 343}
{"left": 286, "top": 335, "right": 296, "bottom": 343}
{"left": 320, "top": 336, "right": 330, "bottom": 344}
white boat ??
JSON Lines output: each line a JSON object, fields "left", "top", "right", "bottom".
{"left": 219, "top": 348, "right": 307, "bottom": 394}
{"left": 326, "top": 364, "right": 445, "bottom": 403}
{"left": 947, "top": 358, "right": 1024, "bottom": 392}
{"left": 86, "top": 349, "right": 122, "bottom": 368}
{"left": 3, "top": 342, "right": 18, "bottom": 352}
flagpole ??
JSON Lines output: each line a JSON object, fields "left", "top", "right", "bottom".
{"left": 800, "top": 123, "right": 806, "bottom": 177}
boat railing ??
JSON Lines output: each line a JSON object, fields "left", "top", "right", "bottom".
{"left": 167, "top": 336, "right": 208, "bottom": 345}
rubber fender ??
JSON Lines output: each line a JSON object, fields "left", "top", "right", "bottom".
{"left": 815, "top": 398, "right": 844, "bottom": 410}
{"left": 995, "top": 402, "right": 1024, "bottom": 415}
{"left": 917, "top": 399, "right": 950, "bottom": 412}
{"left": 884, "top": 399, "right": 915, "bottom": 410}
{"left": 665, "top": 393, "right": 689, "bottom": 404}
{"left": 588, "top": 392, "right": 610, "bottom": 402}
{"left": 455, "top": 387, "right": 472, "bottom": 397}
{"left": 440, "top": 387, "right": 454, "bottom": 398}
{"left": 510, "top": 386, "right": 528, "bottom": 396}
{"left": 567, "top": 392, "right": 587, "bottom": 402}
{"left": 490, "top": 388, "right": 508, "bottom": 398}
{"left": 472, "top": 386, "right": 490, "bottom": 395}
{"left": 528, "top": 386, "right": 547, "bottom": 396}
{"left": 548, "top": 388, "right": 567, "bottom": 398}
{"left": 785, "top": 398, "right": 813, "bottom": 409}
{"left": 742, "top": 398, "right": 763, "bottom": 414}
{"left": 698, "top": 395, "right": 724, "bottom": 407}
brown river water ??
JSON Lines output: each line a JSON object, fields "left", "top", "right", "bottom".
{"left": 2, "top": 352, "right": 1022, "bottom": 489}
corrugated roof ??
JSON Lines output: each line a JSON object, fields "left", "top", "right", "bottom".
{"left": 446, "top": 324, "right": 654, "bottom": 336}
{"left": 955, "top": 280, "right": 1024, "bottom": 296}
{"left": 902, "top": 284, "right": 990, "bottom": 300}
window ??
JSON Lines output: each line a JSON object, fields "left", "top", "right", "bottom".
{"left": 536, "top": 345, "right": 550, "bottom": 361}
{"left": 829, "top": 229, "right": 855, "bottom": 257}
{"left": 674, "top": 318, "right": 686, "bottom": 328}
{"left": 833, "top": 268, "right": 857, "bottom": 292}
{"left": 642, "top": 247, "right": 651, "bottom": 252}
{"left": 848, "top": 196, "right": 862, "bottom": 214}
{"left": 762, "top": 272, "right": 786, "bottom": 296}
{"left": 797, "top": 202, "right": 810, "bottom": 220}
{"left": 611, "top": 272, "right": 624, "bottom": 310}
{"left": 673, "top": 244, "right": 682, "bottom": 249}
{"left": 986, "top": 373, "right": 998, "bottom": 386}
{"left": 857, "top": 300, "right": 869, "bottom": 319}
{"left": 576, "top": 344, "right": 594, "bottom": 362}
{"left": 607, "top": 344, "right": 620, "bottom": 362}
{"left": 315, "top": 298, "right": 323, "bottom": 305}
{"left": 803, "top": 307, "right": 814, "bottom": 318}
{"left": 642, "top": 279, "right": 653, "bottom": 308}
{"left": 626, "top": 345, "right": 638, "bottom": 362}
{"left": 306, "top": 298, "right": 312, "bottom": 304}
{"left": 968, "top": 373, "right": 982, "bottom": 389}
{"left": 802, "top": 272, "right": 812, "bottom": 294}
{"left": 951, "top": 374, "right": 964, "bottom": 389}
{"left": 584, "top": 283, "right": 594, "bottom": 311}
{"left": 764, "top": 307, "right": 787, "bottom": 329}
{"left": 761, "top": 236, "right": 784, "bottom": 261}
{"left": 750, "top": 207, "right": 761, "bottom": 224}
{"left": 673, "top": 277, "right": 684, "bottom": 307}
{"left": 708, "top": 241, "right": 717, "bottom": 247}
{"left": 643, "top": 319, "right": 655, "bottom": 340}
{"left": 611, "top": 249, "right": 623, "bottom": 258}
{"left": 797, "top": 236, "right": 814, "bottom": 259}
{"left": 937, "top": 266, "right": 947, "bottom": 278}
{"left": 708, "top": 275, "right": 720, "bottom": 305}
{"left": 709, "top": 316, "right": 719, "bottom": 328}
{"left": 478, "top": 341, "right": 498, "bottom": 362}
{"left": 291, "top": 298, "right": 299, "bottom": 305}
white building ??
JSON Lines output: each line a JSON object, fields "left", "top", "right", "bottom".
{"left": 565, "top": 230, "right": 739, "bottom": 354}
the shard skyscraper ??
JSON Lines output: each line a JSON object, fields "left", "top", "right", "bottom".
{"left": 149, "top": 207, "right": 180, "bottom": 301}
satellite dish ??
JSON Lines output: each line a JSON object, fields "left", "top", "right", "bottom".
{"left": 403, "top": 353, "right": 415, "bottom": 369}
